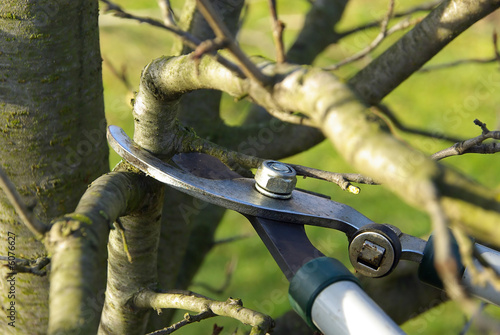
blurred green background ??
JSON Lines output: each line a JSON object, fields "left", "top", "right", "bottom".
{"left": 99, "top": 0, "right": 500, "bottom": 333}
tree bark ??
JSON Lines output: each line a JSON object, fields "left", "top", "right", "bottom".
{"left": 0, "top": 1, "right": 107, "bottom": 334}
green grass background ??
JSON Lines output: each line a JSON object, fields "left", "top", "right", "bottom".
{"left": 99, "top": 0, "right": 500, "bottom": 333}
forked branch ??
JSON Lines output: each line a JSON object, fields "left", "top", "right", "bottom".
{"left": 196, "top": 0, "right": 273, "bottom": 87}
{"left": 431, "top": 119, "right": 500, "bottom": 160}
{"left": 325, "top": 0, "right": 396, "bottom": 71}
{"left": 134, "top": 289, "right": 274, "bottom": 335}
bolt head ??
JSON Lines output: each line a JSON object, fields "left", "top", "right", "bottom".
{"left": 254, "top": 160, "right": 297, "bottom": 199}
{"left": 349, "top": 232, "right": 395, "bottom": 278}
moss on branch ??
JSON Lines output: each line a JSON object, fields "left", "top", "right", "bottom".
{"left": 46, "top": 171, "right": 158, "bottom": 335}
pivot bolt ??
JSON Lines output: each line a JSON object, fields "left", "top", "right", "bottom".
{"left": 254, "top": 160, "right": 297, "bottom": 199}
{"left": 348, "top": 224, "right": 402, "bottom": 278}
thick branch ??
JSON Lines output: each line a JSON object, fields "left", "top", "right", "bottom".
{"left": 97, "top": 170, "right": 165, "bottom": 335}
{"left": 141, "top": 54, "right": 500, "bottom": 247}
{"left": 47, "top": 171, "right": 154, "bottom": 335}
{"left": 349, "top": 0, "right": 500, "bottom": 105}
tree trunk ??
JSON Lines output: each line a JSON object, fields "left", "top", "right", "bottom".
{"left": 0, "top": 1, "right": 108, "bottom": 333}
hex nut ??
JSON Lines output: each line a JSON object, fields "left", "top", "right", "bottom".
{"left": 254, "top": 160, "right": 297, "bottom": 199}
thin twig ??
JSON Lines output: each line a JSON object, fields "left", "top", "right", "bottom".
{"left": 147, "top": 310, "right": 216, "bottom": 335}
{"left": 420, "top": 30, "right": 500, "bottom": 72}
{"left": 100, "top": 0, "right": 197, "bottom": 48}
{"left": 102, "top": 56, "right": 134, "bottom": 93}
{"left": 373, "top": 104, "right": 464, "bottom": 143}
{"left": 268, "top": 0, "right": 286, "bottom": 63}
{"left": 419, "top": 57, "right": 499, "bottom": 72}
{"left": 178, "top": 130, "right": 377, "bottom": 193}
{"left": 0, "top": 166, "right": 48, "bottom": 239}
{"left": 325, "top": 0, "right": 398, "bottom": 71}
{"left": 337, "top": 0, "right": 440, "bottom": 39}
{"left": 212, "top": 324, "right": 224, "bottom": 335}
{"left": 454, "top": 228, "right": 500, "bottom": 292}
{"left": 99, "top": 0, "right": 245, "bottom": 78}
{"left": 291, "top": 164, "right": 378, "bottom": 194}
{"left": 196, "top": 0, "right": 273, "bottom": 87}
{"left": 459, "top": 302, "right": 487, "bottom": 335}
{"left": 431, "top": 119, "right": 500, "bottom": 160}
{"left": 214, "top": 234, "right": 253, "bottom": 246}
{"left": 454, "top": 228, "right": 500, "bottom": 332}
{"left": 425, "top": 187, "right": 476, "bottom": 313}
{"left": 157, "top": 0, "right": 176, "bottom": 27}
{"left": 425, "top": 189, "right": 500, "bottom": 332}
{"left": 192, "top": 257, "right": 237, "bottom": 295}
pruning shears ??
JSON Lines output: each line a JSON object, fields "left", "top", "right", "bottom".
{"left": 107, "top": 125, "right": 500, "bottom": 335}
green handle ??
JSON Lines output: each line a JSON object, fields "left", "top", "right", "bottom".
{"left": 417, "top": 234, "right": 465, "bottom": 289}
{"left": 288, "top": 257, "right": 359, "bottom": 328}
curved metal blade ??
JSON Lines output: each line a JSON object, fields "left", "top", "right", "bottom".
{"left": 107, "top": 125, "right": 374, "bottom": 236}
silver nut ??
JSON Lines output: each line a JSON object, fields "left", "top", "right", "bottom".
{"left": 254, "top": 160, "right": 297, "bottom": 199}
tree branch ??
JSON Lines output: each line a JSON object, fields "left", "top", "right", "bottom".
{"left": 268, "top": 0, "right": 286, "bottom": 63}
{"left": 146, "top": 310, "right": 215, "bottom": 335}
{"left": 290, "top": 164, "right": 378, "bottom": 194}
{"left": 99, "top": 0, "right": 245, "bottom": 78}
{"left": 349, "top": 0, "right": 500, "bottom": 105}
{"left": 431, "top": 119, "right": 500, "bottom": 160}
{"left": 47, "top": 171, "right": 155, "bottom": 334}
{"left": 373, "top": 104, "right": 464, "bottom": 143}
{"left": 139, "top": 54, "right": 500, "bottom": 247}
{"left": 196, "top": 0, "right": 272, "bottom": 87}
{"left": 149, "top": 2, "right": 246, "bottom": 330}
{"left": 157, "top": 0, "right": 176, "bottom": 27}
{"left": 420, "top": 30, "right": 500, "bottom": 72}
{"left": 325, "top": 0, "right": 396, "bottom": 71}
{"left": 134, "top": 289, "right": 274, "bottom": 335}
{"left": 177, "top": 129, "right": 376, "bottom": 192}
{"left": 97, "top": 170, "right": 165, "bottom": 334}
{"left": 337, "top": 0, "right": 441, "bottom": 39}
{"left": 454, "top": 228, "right": 500, "bottom": 292}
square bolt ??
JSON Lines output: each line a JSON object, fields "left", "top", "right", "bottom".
{"left": 357, "top": 240, "right": 386, "bottom": 270}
